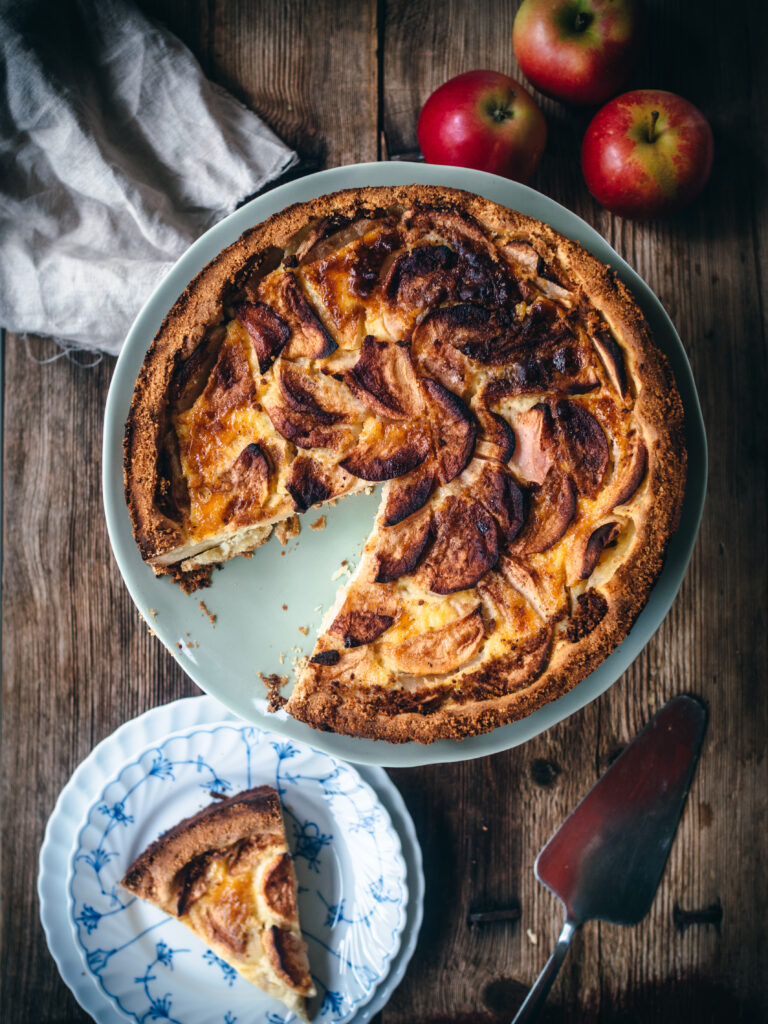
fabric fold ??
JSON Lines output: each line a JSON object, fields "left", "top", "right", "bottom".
{"left": 0, "top": 0, "right": 297, "bottom": 354}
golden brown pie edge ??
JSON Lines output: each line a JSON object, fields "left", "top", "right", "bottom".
{"left": 121, "top": 784, "right": 285, "bottom": 906}
{"left": 123, "top": 183, "right": 686, "bottom": 743}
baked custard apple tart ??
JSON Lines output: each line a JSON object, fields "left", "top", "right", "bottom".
{"left": 124, "top": 184, "right": 686, "bottom": 743}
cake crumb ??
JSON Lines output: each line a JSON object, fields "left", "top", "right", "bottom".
{"left": 526, "top": 929, "right": 538, "bottom": 946}
{"left": 279, "top": 652, "right": 286, "bottom": 664}
{"left": 176, "top": 642, "right": 183, "bottom": 650}
{"left": 198, "top": 600, "right": 216, "bottom": 626}
{"left": 292, "top": 653, "right": 309, "bottom": 675}
{"left": 147, "top": 608, "right": 158, "bottom": 620}
{"left": 148, "top": 628, "right": 155, "bottom": 637}
{"left": 310, "top": 515, "right": 326, "bottom": 531}
{"left": 298, "top": 626, "right": 308, "bottom": 636}
{"left": 276, "top": 515, "right": 301, "bottom": 545}
{"left": 259, "top": 671, "right": 289, "bottom": 713}
{"left": 282, "top": 603, "right": 288, "bottom": 611}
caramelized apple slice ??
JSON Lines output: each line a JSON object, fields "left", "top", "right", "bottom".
{"left": 402, "top": 207, "right": 494, "bottom": 254}
{"left": 476, "top": 573, "right": 546, "bottom": 633}
{"left": 474, "top": 403, "right": 516, "bottom": 463}
{"left": 329, "top": 582, "right": 401, "bottom": 647}
{"left": 422, "top": 378, "right": 477, "bottom": 484}
{"left": 515, "top": 299, "right": 574, "bottom": 351}
{"left": 345, "top": 338, "right": 424, "bottom": 419}
{"left": 345, "top": 224, "right": 403, "bottom": 297}
{"left": 459, "top": 459, "right": 525, "bottom": 543}
{"left": 381, "top": 244, "right": 458, "bottom": 336}
{"left": 509, "top": 403, "right": 557, "bottom": 485}
{"left": 414, "top": 497, "right": 499, "bottom": 594}
{"left": 275, "top": 362, "right": 347, "bottom": 423}
{"left": 199, "top": 332, "right": 256, "bottom": 417}
{"left": 567, "top": 520, "right": 622, "bottom": 583}
{"left": 498, "top": 554, "right": 565, "bottom": 620}
{"left": 267, "top": 361, "right": 361, "bottom": 450}
{"left": 500, "top": 239, "right": 540, "bottom": 275}
{"left": 422, "top": 303, "right": 503, "bottom": 358}
{"left": 341, "top": 422, "right": 430, "bottom": 482}
{"left": 481, "top": 341, "right": 599, "bottom": 401}
{"left": 414, "top": 303, "right": 565, "bottom": 367}
{"left": 410, "top": 308, "right": 476, "bottom": 394}
{"left": 500, "top": 241, "right": 573, "bottom": 303}
{"left": 235, "top": 301, "right": 290, "bottom": 373}
{"left": 554, "top": 399, "right": 610, "bottom": 498}
{"left": 278, "top": 274, "right": 337, "bottom": 360}
{"left": 609, "top": 435, "right": 648, "bottom": 508}
{"left": 226, "top": 443, "right": 270, "bottom": 505}
{"left": 285, "top": 457, "right": 354, "bottom": 512}
{"left": 383, "top": 604, "right": 485, "bottom": 675}
{"left": 510, "top": 470, "right": 577, "bottom": 556}
{"left": 381, "top": 460, "right": 436, "bottom": 526}
{"left": 297, "top": 215, "right": 396, "bottom": 266}
{"left": 592, "top": 328, "right": 629, "bottom": 399}
{"left": 374, "top": 508, "right": 433, "bottom": 583}
{"left": 382, "top": 244, "right": 458, "bottom": 307}
{"left": 265, "top": 402, "right": 353, "bottom": 452}
{"left": 446, "top": 304, "right": 542, "bottom": 366}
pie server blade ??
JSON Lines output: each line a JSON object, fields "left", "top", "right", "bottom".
{"left": 511, "top": 695, "right": 707, "bottom": 1024}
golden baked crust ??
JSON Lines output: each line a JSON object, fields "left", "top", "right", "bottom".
{"left": 121, "top": 786, "right": 315, "bottom": 1018}
{"left": 124, "top": 184, "right": 686, "bottom": 743}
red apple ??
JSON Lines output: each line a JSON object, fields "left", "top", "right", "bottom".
{"left": 417, "top": 70, "right": 546, "bottom": 183}
{"left": 581, "top": 89, "right": 714, "bottom": 219}
{"left": 512, "top": 0, "right": 642, "bottom": 106}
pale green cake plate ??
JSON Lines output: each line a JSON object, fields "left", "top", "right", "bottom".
{"left": 103, "top": 162, "right": 706, "bottom": 767}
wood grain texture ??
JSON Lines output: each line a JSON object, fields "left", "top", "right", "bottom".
{"left": 2, "top": 1, "right": 767, "bottom": 1022}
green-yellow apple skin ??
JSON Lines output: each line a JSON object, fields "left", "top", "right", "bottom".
{"left": 513, "top": 0, "right": 642, "bottom": 106}
{"left": 581, "top": 89, "right": 714, "bottom": 219}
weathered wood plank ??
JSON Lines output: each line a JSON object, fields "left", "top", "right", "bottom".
{"left": 207, "top": 0, "right": 379, "bottom": 169}
{"left": 0, "top": 338, "right": 195, "bottom": 1023}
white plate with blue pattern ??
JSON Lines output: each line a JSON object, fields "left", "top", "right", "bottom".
{"left": 39, "top": 697, "right": 423, "bottom": 1024}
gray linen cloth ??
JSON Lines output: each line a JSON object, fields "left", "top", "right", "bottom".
{"left": 0, "top": 0, "right": 296, "bottom": 355}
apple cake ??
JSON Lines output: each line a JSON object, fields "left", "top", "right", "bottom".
{"left": 124, "top": 184, "right": 686, "bottom": 743}
{"left": 121, "top": 785, "right": 315, "bottom": 1019}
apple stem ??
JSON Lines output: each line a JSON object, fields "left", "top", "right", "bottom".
{"left": 648, "top": 110, "right": 660, "bottom": 143}
{"left": 573, "top": 11, "right": 591, "bottom": 31}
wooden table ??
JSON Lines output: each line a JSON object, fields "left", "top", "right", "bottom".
{"left": 3, "top": 2, "right": 767, "bottom": 1020}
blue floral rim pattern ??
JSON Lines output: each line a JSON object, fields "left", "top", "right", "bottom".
{"left": 68, "top": 722, "right": 408, "bottom": 1024}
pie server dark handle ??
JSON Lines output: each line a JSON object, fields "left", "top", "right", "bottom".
{"left": 510, "top": 918, "right": 578, "bottom": 1024}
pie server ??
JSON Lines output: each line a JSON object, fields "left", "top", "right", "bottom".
{"left": 511, "top": 694, "right": 707, "bottom": 1024}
